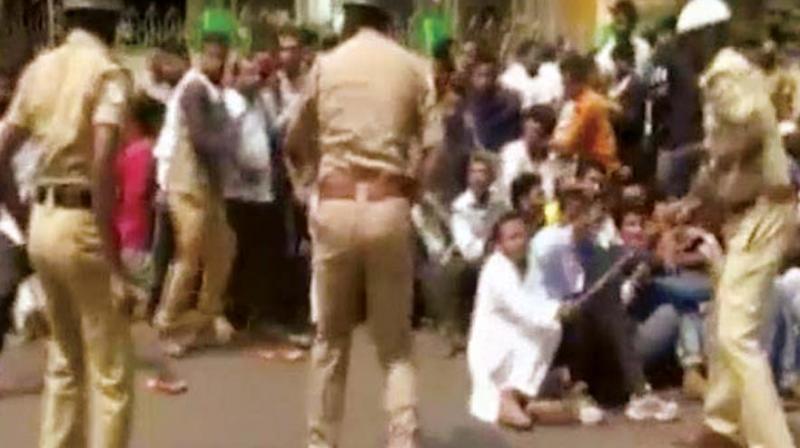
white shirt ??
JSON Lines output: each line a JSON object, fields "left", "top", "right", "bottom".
{"left": 450, "top": 190, "right": 508, "bottom": 264}
{"left": 533, "top": 62, "right": 565, "bottom": 108}
{"left": 499, "top": 62, "right": 537, "bottom": 108}
{"left": 0, "top": 122, "right": 42, "bottom": 242}
{"left": 140, "top": 70, "right": 174, "bottom": 105}
{"left": 526, "top": 225, "right": 585, "bottom": 300}
{"left": 595, "top": 36, "right": 653, "bottom": 80}
{"left": 275, "top": 70, "right": 305, "bottom": 130}
{"left": 498, "top": 139, "right": 536, "bottom": 204}
{"left": 468, "top": 252, "right": 563, "bottom": 423}
{"left": 497, "top": 141, "right": 564, "bottom": 204}
{"left": 499, "top": 61, "right": 564, "bottom": 110}
{"left": 222, "top": 89, "right": 275, "bottom": 203}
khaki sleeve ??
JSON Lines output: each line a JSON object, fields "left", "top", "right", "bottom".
{"left": 419, "top": 70, "right": 443, "bottom": 156}
{"left": 3, "top": 64, "right": 35, "bottom": 129}
{"left": 703, "top": 65, "right": 774, "bottom": 166}
{"left": 703, "top": 70, "right": 759, "bottom": 131}
{"left": 284, "top": 61, "right": 321, "bottom": 191}
{"left": 92, "top": 70, "right": 131, "bottom": 127}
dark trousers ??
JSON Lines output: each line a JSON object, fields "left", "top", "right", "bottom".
{"left": 225, "top": 200, "right": 292, "bottom": 329}
{"left": 0, "top": 233, "right": 31, "bottom": 352}
{"left": 558, "top": 293, "right": 647, "bottom": 405}
{"left": 556, "top": 245, "right": 648, "bottom": 405}
{"left": 419, "top": 256, "right": 478, "bottom": 337}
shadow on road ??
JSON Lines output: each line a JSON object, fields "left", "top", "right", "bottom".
{"left": 422, "top": 424, "right": 512, "bottom": 448}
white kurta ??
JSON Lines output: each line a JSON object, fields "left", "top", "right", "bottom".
{"left": 468, "top": 252, "right": 563, "bottom": 423}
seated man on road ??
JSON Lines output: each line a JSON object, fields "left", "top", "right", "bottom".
{"left": 468, "top": 213, "right": 571, "bottom": 430}
{"left": 529, "top": 187, "right": 679, "bottom": 421}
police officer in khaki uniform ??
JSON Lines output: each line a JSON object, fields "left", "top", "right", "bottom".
{"left": 284, "top": 1, "right": 440, "bottom": 447}
{"left": 673, "top": 1, "right": 798, "bottom": 447}
{"left": 0, "top": 1, "right": 133, "bottom": 447}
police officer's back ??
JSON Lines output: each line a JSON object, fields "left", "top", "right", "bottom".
{"left": 0, "top": 1, "right": 134, "bottom": 447}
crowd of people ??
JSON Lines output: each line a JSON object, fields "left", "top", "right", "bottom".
{"left": 2, "top": 0, "right": 800, "bottom": 447}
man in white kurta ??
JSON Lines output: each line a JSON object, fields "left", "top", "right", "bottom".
{"left": 468, "top": 249, "right": 563, "bottom": 424}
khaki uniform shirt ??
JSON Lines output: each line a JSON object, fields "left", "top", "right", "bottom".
{"left": 694, "top": 48, "right": 791, "bottom": 208}
{"left": 285, "top": 29, "right": 441, "bottom": 190}
{"left": 4, "top": 30, "right": 130, "bottom": 187}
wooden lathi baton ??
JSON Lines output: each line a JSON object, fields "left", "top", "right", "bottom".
{"left": 571, "top": 251, "right": 639, "bottom": 308}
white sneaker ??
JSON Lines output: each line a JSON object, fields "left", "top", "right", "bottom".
{"left": 625, "top": 394, "right": 679, "bottom": 422}
{"left": 577, "top": 400, "right": 605, "bottom": 426}
{"left": 570, "top": 383, "right": 606, "bottom": 426}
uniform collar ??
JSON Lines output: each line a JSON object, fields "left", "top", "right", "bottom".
{"left": 66, "top": 29, "right": 110, "bottom": 53}
{"left": 353, "top": 28, "right": 389, "bottom": 42}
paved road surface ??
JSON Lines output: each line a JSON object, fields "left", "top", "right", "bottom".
{"left": 0, "top": 326, "right": 716, "bottom": 448}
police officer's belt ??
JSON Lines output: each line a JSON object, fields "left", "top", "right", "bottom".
{"left": 318, "top": 167, "right": 415, "bottom": 202}
{"left": 36, "top": 185, "right": 93, "bottom": 209}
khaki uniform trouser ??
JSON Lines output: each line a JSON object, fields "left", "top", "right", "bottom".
{"left": 308, "top": 196, "right": 418, "bottom": 448}
{"left": 156, "top": 189, "right": 236, "bottom": 338}
{"left": 28, "top": 199, "right": 133, "bottom": 448}
{"left": 704, "top": 198, "right": 797, "bottom": 448}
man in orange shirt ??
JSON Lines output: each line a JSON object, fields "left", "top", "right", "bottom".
{"left": 552, "top": 53, "right": 620, "bottom": 172}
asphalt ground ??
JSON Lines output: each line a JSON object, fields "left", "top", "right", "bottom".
{"left": 0, "top": 325, "right": 757, "bottom": 448}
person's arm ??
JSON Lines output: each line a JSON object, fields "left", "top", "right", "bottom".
{"left": 450, "top": 207, "right": 485, "bottom": 263}
{"left": 414, "top": 68, "right": 444, "bottom": 191}
{"left": 0, "top": 64, "right": 36, "bottom": 233}
{"left": 92, "top": 125, "right": 123, "bottom": 274}
{"left": 682, "top": 62, "right": 767, "bottom": 212}
{"left": 0, "top": 125, "right": 30, "bottom": 233}
{"left": 180, "top": 81, "right": 241, "bottom": 164}
{"left": 90, "top": 71, "right": 131, "bottom": 278}
{"left": 284, "top": 63, "right": 320, "bottom": 205}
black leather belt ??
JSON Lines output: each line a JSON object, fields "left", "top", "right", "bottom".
{"left": 36, "top": 185, "right": 93, "bottom": 209}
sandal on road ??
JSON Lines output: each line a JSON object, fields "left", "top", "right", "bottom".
{"left": 146, "top": 378, "right": 189, "bottom": 396}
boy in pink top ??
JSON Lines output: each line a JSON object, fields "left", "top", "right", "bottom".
{"left": 116, "top": 115, "right": 156, "bottom": 255}
{"left": 114, "top": 95, "right": 187, "bottom": 395}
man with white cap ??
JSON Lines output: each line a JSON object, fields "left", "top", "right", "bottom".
{"left": 0, "top": 0, "right": 134, "bottom": 446}
{"left": 673, "top": 1, "right": 798, "bottom": 447}
{"left": 285, "top": 0, "right": 439, "bottom": 446}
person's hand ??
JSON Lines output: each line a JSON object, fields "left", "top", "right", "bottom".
{"left": 111, "top": 274, "right": 137, "bottom": 318}
{"left": 557, "top": 301, "right": 581, "bottom": 323}
{"left": 616, "top": 166, "right": 633, "bottom": 183}
{"left": 661, "top": 198, "right": 701, "bottom": 225}
{"left": 620, "top": 280, "right": 637, "bottom": 307}
{"left": 293, "top": 186, "right": 312, "bottom": 207}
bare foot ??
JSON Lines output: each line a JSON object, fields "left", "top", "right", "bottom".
{"left": 498, "top": 390, "right": 533, "bottom": 431}
{"left": 526, "top": 400, "right": 578, "bottom": 426}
